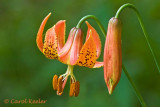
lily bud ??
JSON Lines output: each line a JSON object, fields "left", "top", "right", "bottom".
{"left": 104, "top": 17, "right": 122, "bottom": 94}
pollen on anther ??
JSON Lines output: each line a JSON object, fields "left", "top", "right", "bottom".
{"left": 69, "top": 79, "right": 75, "bottom": 97}
{"left": 57, "top": 76, "right": 63, "bottom": 95}
{"left": 74, "top": 81, "right": 80, "bottom": 97}
{"left": 53, "top": 75, "right": 58, "bottom": 90}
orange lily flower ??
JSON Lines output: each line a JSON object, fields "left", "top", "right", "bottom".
{"left": 36, "top": 13, "right": 103, "bottom": 96}
{"left": 104, "top": 17, "right": 122, "bottom": 94}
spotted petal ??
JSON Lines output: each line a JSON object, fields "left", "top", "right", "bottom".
{"left": 43, "top": 26, "right": 58, "bottom": 59}
{"left": 36, "top": 13, "right": 67, "bottom": 60}
{"left": 86, "top": 21, "right": 101, "bottom": 58}
{"left": 76, "top": 30, "right": 97, "bottom": 68}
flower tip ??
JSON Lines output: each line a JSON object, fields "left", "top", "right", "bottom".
{"left": 57, "top": 20, "right": 66, "bottom": 26}
{"left": 108, "top": 86, "right": 113, "bottom": 95}
{"left": 57, "top": 20, "right": 66, "bottom": 23}
{"left": 106, "top": 78, "right": 116, "bottom": 95}
{"left": 62, "top": 20, "right": 66, "bottom": 22}
{"left": 85, "top": 21, "right": 91, "bottom": 27}
{"left": 36, "top": 12, "right": 52, "bottom": 52}
{"left": 85, "top": 21, "right": 89, "bottom": 24}
{"left": 48, "top": 12, "right": 51, "bottom": 16}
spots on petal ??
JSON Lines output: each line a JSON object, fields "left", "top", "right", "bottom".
{"left": 43, "top": 41, "right": 58, "bottom": 59}
{"left": 85, "top": 21, "right": 102, "bottom": 58}
{"left": 43, "top": 27, "right": 59, "bottom": 59}
{"left": 76, "top": 30, "right": 97, "bottom": 68}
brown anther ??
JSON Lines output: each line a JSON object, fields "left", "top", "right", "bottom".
{"left": 53, "top": 75, "right": 58, "bottom": 90}
{"left": 74, "top": 81, "right": 80, "bottom": 97}
{"left": 57, "top": 76, "right": 63, "bottom": 95}
{"left": 69, "top": 79, "right": 75, "bottom": 97}
{"left": 69, "top": 79, "right": 80, "bottom": 97}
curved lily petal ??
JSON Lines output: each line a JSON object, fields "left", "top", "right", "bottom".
{"left": 36, "top": 13, "right": 51, "bottom": 52}
{"left": 76, "top": 30, "right": 97, "bottom": 68}
{"left": 70, "top": 29, "right": 83, "bottom": 65}
{"left": 58, "top": 28, "right": 76, "bottom": 56}
{"left": 86, "top": 21, "right": 101, "bottom": 58}
{"left": 55, "top": 20, "right": 66, "bottom": 50}
{"left": 43, "top": 26, "right": 58, "bottom": 59}
{"left": 58, "top": 28, "right": 77, "bottom": 64}
{"left": 93, "top": 61, "right": 103, "bottom": 68}
{"left": 59, "top": 28, "right": 83, "bottom": 65}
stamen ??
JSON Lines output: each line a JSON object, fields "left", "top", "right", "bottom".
{"left": 57, "top": 76, "right": 63, "bottom": 95}
{"left": 70, "top": 75, "right": 76, "bottom": 83}
{"left": 74, "top": 81, "right": 80, "bottom": 97}
{"left": 69, "top": 79, "right": 75, "bottom": 97}
{"left": 69, "top": 78, "right": 80, "bottom": 97}
{"left": 52, "top": 65, "right": 80, "bottom": 96}
{"left": 53, "top": 75, "right": 58, "bottom": 90}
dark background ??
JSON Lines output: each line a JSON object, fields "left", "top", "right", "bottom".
{"left": 0, "top": 0, "right": 160, "bottom": 107}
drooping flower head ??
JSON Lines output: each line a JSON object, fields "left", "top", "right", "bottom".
{"left": 36, "top": 13, "right": 103, "bottom": 96}
{"left": 104, "top": 17, "right": 122, "bottom": 94}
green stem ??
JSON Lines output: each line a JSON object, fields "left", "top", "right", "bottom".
{"left": 122, "top": 64, "right": 147, "bottom": 107}
{"left": 115, "top": 3, "right": 160, "bottom": 73}
{"left": 76, "top": 15, "right": 106, "bottom": 37}
{"left": 77, "top": 14, "right": 146, "bottom": 106}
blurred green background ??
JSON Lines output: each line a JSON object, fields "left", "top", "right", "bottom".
{"left": 0, "top": 0, "right": 160, "bottom": 107}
